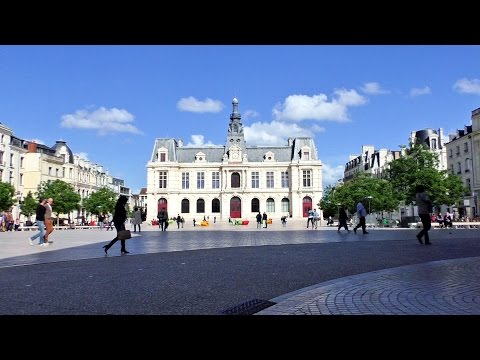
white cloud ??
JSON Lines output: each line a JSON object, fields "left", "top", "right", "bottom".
{"left": 272, "top": 90, "right": 367, "bottom": 123}
{"left": 360, "top": 82, "right": 390, "bottom": 95}
{"left": 60, "top": 107, "right": 142, "bottom": 135}
{"left": 244, "top": 121, "right": 324, "bottom": 146}
{"left": 177, "top": 96, "right": 224, "bottom": 113}
{"left": 410, "top": 86, "right": 431, "bottom": 97}
{"left": 74, "top": 152, "right": 89, "bottom": 160}
{"left": 321, "top": 163, "right": 345, "bottom": 189}
{"left": 185, "top": 134, "right": 220, "bottom": 147}
{"left": 243, "top": 109, "right": 259, "bottom": 120}
{"left": 453, "top": 78, "right": 480, "bottom": 95}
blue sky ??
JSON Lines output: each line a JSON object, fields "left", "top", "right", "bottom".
{"left": 1, "top": 45, "right": 479, "bottom": 193}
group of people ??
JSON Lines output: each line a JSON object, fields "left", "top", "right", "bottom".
{"left": 432, "top": 209, "right": 453, "bottom": 228}
{"left": 256, "top": 211, "right": 269, "bottom": 228}
{"left": 28, "top": 198, "right": 55, "bottom": 246}
{"left": 0, "top": 211, "right": 18, "bottom": 231}
{"left": 325, "top": 184, "right": 436, "bottom": 246}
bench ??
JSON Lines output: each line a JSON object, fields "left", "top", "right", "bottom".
{"left": 416, "top": 222, "right": 480, "bottom": 229}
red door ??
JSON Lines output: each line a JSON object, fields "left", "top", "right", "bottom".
{"left": 302, "top": 197, "right": 312, "bottom": 217}
{"left": 157, "top": 198, "right": 168, "bottom": 213}
{"left": 230, "top": 197, "right": 241, "bottom": 218}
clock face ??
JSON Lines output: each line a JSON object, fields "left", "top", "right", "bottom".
{"left": 232, "top": 153, "right": 238, "bottom": 159}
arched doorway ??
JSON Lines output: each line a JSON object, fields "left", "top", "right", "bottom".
{"left": 157, "top": 198, "right": 168, "bottom": 214}
{"left": 302, "top": 196, "right": 312, "bottom": 217}
{"left": 230, "top": 197, "right": 241, "bottom": 218}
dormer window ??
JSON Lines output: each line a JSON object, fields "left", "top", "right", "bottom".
{"left": 264, "top": 151, "right": 275, "bottom": 161}
{"left": 195, "top": 151, "right": 206, "bottom": 163}
{"left": 157, "top": 147, "right": 168, "bottom": 162}
{"left": 301, "top": 146, "right": 311, "bottom": 160}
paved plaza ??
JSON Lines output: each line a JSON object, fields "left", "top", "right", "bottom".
{"left": 0, "top": 220, "right": 480, "bottom": 315}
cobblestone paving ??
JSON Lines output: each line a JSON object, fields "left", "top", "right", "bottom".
{"left": 257, "top": 256, "right": 480, "bottom": 315}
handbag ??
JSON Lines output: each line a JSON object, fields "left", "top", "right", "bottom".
{"left": 117, "top": 229, "right": 132, "bottom": 240}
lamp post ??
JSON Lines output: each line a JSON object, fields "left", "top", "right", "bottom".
{"left": 366, "top": 196, "right": 372, "bottom": 224}
{"left": 336, "top": 203, "right": 341, "bottom": 220}
{"left": 16, "top": 192, "right": 22, "bottom": 220}
{"left": 466, "top": 157, "right": 476, "bottom": 218}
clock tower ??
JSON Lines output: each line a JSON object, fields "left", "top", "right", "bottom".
{"left": 226, "top": 97, "right": 246, "bottom": 161}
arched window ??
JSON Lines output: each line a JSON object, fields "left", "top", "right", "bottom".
{"left": 197, "top": 199, "right": 205, "bottom": 213}
{"left": 231, "top": 172, "right": 240, "bottom": 188}
{"left": 181, "top": 199, "right": 190, "bottom": 213}
{"left": 212, "top": 198, "right": 220, "bottom": 213}
{"left": 158, "top": 198, "right": 168, "bottom": 213}
{"left": 266, "top": 198, "right": 275, "bottom": 213}
{"left": 251, "top": 198, "right": 260, "bottom": 212}
{"left": 281, "top": 198, "right": 290, "bottom": 213}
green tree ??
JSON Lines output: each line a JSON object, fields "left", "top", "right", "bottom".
{"left": 319, "top": 185, "right": 339, "bottom": 218}
{"left": 20, "top": 191, "right": 38, "bottom": 221}
{"left": 83, "top": 187, "right": 117, "bottom": 216}
{"left": 320, "top": 174, "right": 398, "bottom": 219}
{"left": 0, "top": 182, "right": 15, "bottom": 211}
{"left": 37, "top": 180, "right": 81, "bottom": 224}
{"left": 387, "top": 143, "right": 466, "bottom": 207}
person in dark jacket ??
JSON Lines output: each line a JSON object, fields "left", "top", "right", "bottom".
{"left": 415, "top": 184, "right": 433, "bottom": 245}
{"left": 337, "top": 205, "right": 350, "bottom": 233}
{"left": 103, "top": 195, "right": 129, "bottom": 255}
{"left": 29, "top": 199, "right": 47, "bottom": 245}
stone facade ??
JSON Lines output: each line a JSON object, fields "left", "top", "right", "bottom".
{"left": 0, "top": 122, "right": 129, "bottom": 221}
{"left": 445, "top": 107, "right": 480, "bottom": 218}
{"left": 146, "top": 98, "right": 323, "bottom": 222}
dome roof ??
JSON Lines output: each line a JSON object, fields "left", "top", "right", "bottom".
{"left": 53, "top": 140, "right": 74, "bottom": 164}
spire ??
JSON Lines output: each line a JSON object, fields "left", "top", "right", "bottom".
{"left": 228, "top": 97, "right": 243, "bottom": 135}
{"left": 226, "top": 96, "right": 246, "bottom": 151}
{"left": 230, "top": 97, "right": 241, "bottom": 123}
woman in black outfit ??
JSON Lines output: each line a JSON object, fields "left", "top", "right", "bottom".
{"left": 103, "top": 195, "right": 129, "bottom": 255}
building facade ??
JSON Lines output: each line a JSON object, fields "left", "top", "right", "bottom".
{"left": 410, "top": 128, "right": 448, "bottom": 170}
{"left": 0, "top": 122, "right": 130, "bottom": 222}
{"left": 344, "top": 145, "right": 402, "bottom": 181}
{"left": 146, "top": 98, "right": 323, "bottom": 222}
{"left": 445, "top": 107, "right": 480, "bottom": 219}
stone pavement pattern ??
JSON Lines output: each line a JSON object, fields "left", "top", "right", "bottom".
{"left": 258, "top": 256, "right": 480, "bottom": 315}
{"left": 1, "top": 221, "right": 479, "bottom": 315}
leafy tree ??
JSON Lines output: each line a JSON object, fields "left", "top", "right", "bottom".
{"left": 83, "top": 187, "right": 117, "bottom": 216}
{"left": 319, "top": 185, "right": 340, "bottom": 218}
{"left": 37, "top": 180, "right": 81, "bottom": 224}
{"left": 320, "top": 174, "right": 398, "bottom": 218}
{"left": 20, "top": 191, "right": 38, "bottom": 221}
{"left": 387, "top": 143, "right": 466, "bottom": 207}
{"left": 0, "top": 182, "right": 15, "bottom": 211}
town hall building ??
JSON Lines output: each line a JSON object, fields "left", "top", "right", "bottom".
{"left": 146, "top": 98, "right": 323, "bottom": 222}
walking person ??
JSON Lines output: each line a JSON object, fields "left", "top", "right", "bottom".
{"left": 105, "top": 214, "right": 114, "bottom": 230}
{"left": 29, "top": 199, "right": 47, "bottom": 246}
{"left": 157, "top": 208, "right": 168, "bottom": 231}
{"left": 103, "top": 195, "right": 130, "bottom": 255}
{"left": 44, "top": 198, "right": 55, "bottom": 243}
{"left": 307, "top": 209, "right": 314, "bottom": 228}
{"left": 416, "top": 184, "right": 433, "bottom": 245}
{"left": 176, "top": 214, "right": 182, "bottom": 229}
{"left": 132, "top": 207, "right": 143, "bottom": 232}
{"left": 98, "top": 213, "right": 105, "bottom": 230}
{"left": 337, "top": 205, "right": 350, "bottom": 233}
{"left": 312, "top": 209, "right": 319, "bottom": 229}
{"left": 353, "top": 200, "right": 369, "bottom": 234}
